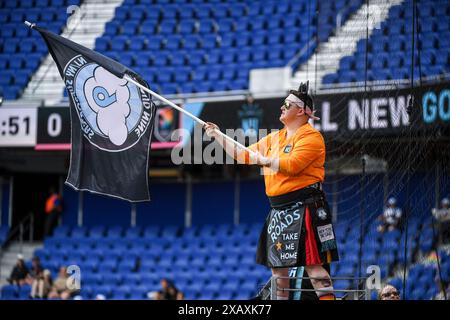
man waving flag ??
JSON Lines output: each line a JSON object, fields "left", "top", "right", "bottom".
{"left": 27, "top": 22, "right": 156, "bottom": 202}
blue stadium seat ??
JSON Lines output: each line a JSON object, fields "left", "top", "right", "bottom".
{"left": 191, "top": 66, "right": 207, "bottom": 81}
{"left": 4, "top": 39, "right": 19, "bottom": 53}
{"left": 111, "top": 36, "right": 128, "bottom": 51}
{"left": 165, "top": 35, "right": 183, "bottom": 50}
{"left": 217, "top": 18, "right": 234, "bottom": 33}
{"left": 159, "top": 20, "right": 176, "bottom": 34}
{"left": 211, "top": 4, "right": 228, "bottom": 19}
{"left": 129, "top": 6, "right": 145, "bottom": 21}
{"left": 95, "top": 37, "right": 110, "bottom": 53}
{"left": 122, "top": 21, "right": 138, "bottom": 36}
{"left": 180, "top": 83, "right": 195, "bottom": 94}
{"left": 206, "top": 66, "right": 222, "bottom": 81}
{"left": 71, "top": 227, "right": 88, "bottom": 239}
{"left": 161, "top": 5, "right": 178, "bottom": 20}
{"left": 106, "top": 226, "right": 124, "bottom": 239}
{"left": 114, "top": 6, "right": 129, "bottom": 21}
{"left": 105, "top": 22, "right": 120, "bottom": 37}
{"left": 183, "top": 35, "right": 201, "bottom": 50}
{"left": 17, "top": 285, "right": 31, "bottom": 300}
{"left": 199, "top": 19, "right": 216, "bottom": 34}
{"left": 122, "top": 273, "right": 141, "bottom": 287}
{"left": 202, "top": 35, "right": 217, "bottom": 50}
{"left": 89, "top": 226, "right": 106, "bottom": 239}
{"left": 103, "top": 274, "right": 123, "bottom": 286}
{"left": 117, "top": 260, "right": 136, "bottom": 274}
{"left": 140, "top": 20, "right": 157, "bottom": 35}
{"left": 325, "top": 0, "right": 449, "bottom": 83}
{"left": 179, "top": 20, "right": 196, "bottom": 34}
{"left": 1, "top": 285, "right": 18, "bottom": 300}
{"left": 204, "top": 50, "right": 219, "bottom": 64}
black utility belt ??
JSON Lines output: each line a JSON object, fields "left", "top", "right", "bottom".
{"left": 268, "top": 183, "right": 324, "bottom": 208}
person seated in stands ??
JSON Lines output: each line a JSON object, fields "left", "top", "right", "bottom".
{"left": 26, "top": 256, "right": 43, "bottom": 286}
{"left": 159, "top": 278, "right": 179, "bottom": 300}
{"left": 147, "top": 291, "right": 162, "bottom": 300}
{"left": 432, "top": 197, "right": 450, "bottom": 245}
{"left": 176, "top": 291, "right": 185, "bottom": 300}
{"left": 378, "top": 284, "right": 400, "bottom": 300}
{"left": 7, "top": 254, "right": 29, "bottom": 286}
{"left": 31, "top": 269, "right": 53, "bottom": 299}
{"left": 433, "top": 281, "right": 450, "bottom": 300}
{"left": 432, "top": 197, "right": 450, "bottom": 221}
{"left": 377, "top": 197, "right": 402, "bottom": 233}
{"left": 48, "top": 267, "right": 78, "bottom": 300}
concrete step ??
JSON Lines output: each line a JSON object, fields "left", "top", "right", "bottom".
{"left": 68, "top": 25, "right": 106, "bottom": 33}
{"left": 292, "top": 0, "right": 403, "bottom": 89}
{"left": 27, "top": 78, "right": 65, "bottom": 86}
{"left": 80, "top": 17, "right": 116, "bottom": 24}
{"left": 1, "top": 262, "right": 17, "bottom": 272}
{"left": 27, "top": 86, "right": 64, "bottom": 95}
{"left": 5, "top": 248, "right": 40, "bottom": 256}
{"left": 22, "top": 0, "right": 123, "bottom": 100}
{"left": 8, "top": 242, "right": 43, "bottom": 250}
{"left": 3, "top": 253, "right": 26, "bottom": 261}
{"left": 0, "top": 242, "right": 43, "bottom": 285}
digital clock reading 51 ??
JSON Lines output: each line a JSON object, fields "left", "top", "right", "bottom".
{"left": 1, "top": 116, "right": 31, "bottom": 135}
{"left": 0, "top": 108, "right": 37, "bottom": 147}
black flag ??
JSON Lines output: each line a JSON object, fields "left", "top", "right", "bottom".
{"left": 31, "top": 23, "right": 155, "bottom": 202}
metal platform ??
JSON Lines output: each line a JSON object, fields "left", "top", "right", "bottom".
{"left": 256, "top": 275, "right": 373, "bottom": 300}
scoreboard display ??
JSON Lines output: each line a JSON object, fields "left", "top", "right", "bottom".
{"left": 36, "top": 107, "right": 71, "bottom": 150}
{"left": 0, "top": 106, "right": 180, "bottom": 150}
{"left": 0, "top": 108, "right": 37, "bottom": 147}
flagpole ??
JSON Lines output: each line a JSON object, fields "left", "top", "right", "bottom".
{"left": 124, "top": 75, "right": 256, "bottom": 156}
{"left": 24, "top": 20, "right": 255, "bottom": 156}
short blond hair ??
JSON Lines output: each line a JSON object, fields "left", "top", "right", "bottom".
{"left": 378, "top": 284, "right": 399, "bottom": 300}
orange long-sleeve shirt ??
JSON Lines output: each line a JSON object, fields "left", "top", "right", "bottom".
{"left": 246, "top": 123, "right": 325, "bottom": 197}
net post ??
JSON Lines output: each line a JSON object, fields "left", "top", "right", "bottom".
{"left": 270, "top": 276, "right": 278, "bottom": 300}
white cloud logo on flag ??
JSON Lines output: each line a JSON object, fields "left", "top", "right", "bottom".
{"left": 84, "top": 67, "right": 131, "bottom": 146}
{"left": 67, "top": 58, "right": 151, "bottom": 152}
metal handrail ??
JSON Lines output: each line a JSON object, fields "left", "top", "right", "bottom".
{"left": 257, "top": 275, "right": 372, "bottom": 300}
{"left": 336, "top": 0, "right": 360, "bottom": 31}
{"left": 0, "top": 212, "right": 35, "bottom": 285}
{"left": 287, "top": 38, "right": 317, "bottom": 69}
{"left": 317, "top": 73, "right": 450, "bottom": 95}
{"left": 0, "top": 212, "right": 35, "bottom": 252}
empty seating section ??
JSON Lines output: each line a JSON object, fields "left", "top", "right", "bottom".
{"left": 8, "top": 223, "right": 269, "bottom": 300}
{"left": 95, "top": 0, "right": 361, "bottom": 95}
{"left": 0, "top": 0, "right": 363, "bottom": 99}
{"left": 1, "top": 209, "right": 443, "bottom": 300}
{"left": 323, "top": 0, "right": 450, "bottom": 85}
{"left": 3, "top": 0, "right": 448, "bottom": 96}
{"left": 0, "top": 0, "right": 81, "bottom": 99}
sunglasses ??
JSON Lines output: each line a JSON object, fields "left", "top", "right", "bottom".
{"left": 381, "top": 291, "right": 399, "bottom": 298}
{"left": 282, "top": 100, "right": 302, "bottom": 110}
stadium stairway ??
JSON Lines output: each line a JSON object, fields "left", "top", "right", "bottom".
{"left": 0, "top": 241, "right": 43, "bottom": 287}
{"left": 292, "top": 0, "right": 403, "bottom": 90}
{"left": 21, "top": 0, "right": 124, "bottom": 104}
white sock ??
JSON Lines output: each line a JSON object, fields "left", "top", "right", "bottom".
{"left": 317, "top": 286, "right": 335, "bottom": 298}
